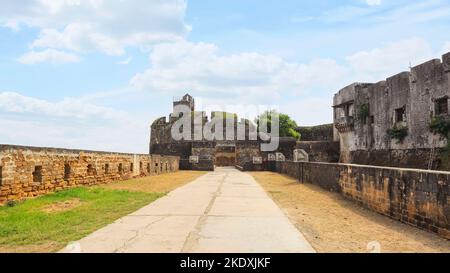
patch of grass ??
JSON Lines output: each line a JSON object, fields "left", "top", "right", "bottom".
{"left": 0, "top": 187, "right": 163, "bottom": 252}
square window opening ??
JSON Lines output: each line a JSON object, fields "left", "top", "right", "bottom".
{"left": 436, "top": 98, "right": 449, "bottom": 115}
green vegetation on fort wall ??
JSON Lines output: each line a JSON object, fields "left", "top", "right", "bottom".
{"left": 429, "top": 116, "right": 450, "bottom": 140}
{"left": 429, "top": 116, "right": 450, "bottom": 170}
{"left": 357, "top": 104, "right": 370, "bottom": 123}
{"left": 387, "top": 125, "right": 409, "bottom": 143}
{"left": 256, "top": 110, "right": 301, "bottom": 140}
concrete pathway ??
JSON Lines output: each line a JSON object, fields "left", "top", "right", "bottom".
{"left": 61, "top": 167, "right": 315, "bottom": 253}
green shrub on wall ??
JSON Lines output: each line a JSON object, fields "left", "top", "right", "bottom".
{"left": 357, "top": 104, "right": 370, "bottom": 123}
{"left": 429, "top": 116, "right": 450, "bottom": 140}
{"left": 387, "top": 125, "right": 408, "bottom": 143}
{"left": 429, "top": 116, "right": 450, "bottom": 170}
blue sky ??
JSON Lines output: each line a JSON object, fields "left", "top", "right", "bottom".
{"left": 1, "top": 0, "right": 450, "bottom": 153}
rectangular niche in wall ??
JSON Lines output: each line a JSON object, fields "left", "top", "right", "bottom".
{"left": 64, "top": 164, "right": 71, "bottom": 181}
{"left": 0, "top": 166, "right": 3, "bottom": 186}
{"left": 435, "top": 97, "right": 449, "bottom": 115}
{"left": 147, "top": 163, "right": 151, "bottom": 173}
{"left": 105, "top": 164, "right": 110, "bottom": 174}
{"left": 118, "top": 163, "right": 123, "bottom": 174}
{"left": 87, "top": 164, "right": 96, "bottom": 176}
{"left": 33, "top": 166, "right": 43, "bottom": 183}
{"left": 395, "top": 107, "right": 406, "bottom": 123}
{"left": 130, "top": 163, "right": 134, "bottom": 172}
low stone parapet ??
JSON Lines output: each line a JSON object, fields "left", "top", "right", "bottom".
{"left": 272, "top": 161, "right": 450, "bottom": 240}
{"left": 0, "top": 145, "right": 180, "bottom": 204}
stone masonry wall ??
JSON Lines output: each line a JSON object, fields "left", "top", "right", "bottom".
{"left": 272, "top": 161, "right": 450, "bottom": 239}
{"left": 0, "top": 145, "right": 179, "bottom": 205}
{"left": 296, "top": 141, "right": 340, "bottom": 163}
{"left": 298, "top": 124, "right": 334, "bottom": 142}
{"left": 333, "top": 52, "right": 450, "bottom": 169}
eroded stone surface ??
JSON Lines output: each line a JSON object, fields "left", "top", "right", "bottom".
{"left": 0, "top": 145, "right": 179, "bottom": 204}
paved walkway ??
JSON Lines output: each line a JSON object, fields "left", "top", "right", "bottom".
{"left": 61, "top": 168, "right": 315, "bottom": 253}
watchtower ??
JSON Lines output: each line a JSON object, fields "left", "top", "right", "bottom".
{"left": 173, "top": 94, "right": 195, "bottom": 113}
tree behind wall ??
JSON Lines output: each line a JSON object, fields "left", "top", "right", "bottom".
{"left": 256, "top": 110, "right": 301, "bottom": 140}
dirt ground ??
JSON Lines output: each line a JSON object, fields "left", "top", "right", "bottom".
{"left": 42, "top": 198, "right": 83, "bottom": 213}
{"left": 99, "top": 171, "right": 208, "bottom": 193}
{"left": 0, "top": 242, "right": 60, "bottom": 253}
{"left": 251, "top": 172, "right": 450, "bottom": 253}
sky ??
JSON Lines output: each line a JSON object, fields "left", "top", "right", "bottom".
{"left": 1, "top": 0, "right": 450, "bottom": 153}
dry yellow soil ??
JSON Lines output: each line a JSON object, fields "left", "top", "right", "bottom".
{"left": 252, "top": 172, "right": 450, "bottom": 253}
{"left": 42, "top": 198, "right": 83, "bottom": 213}
{"left": 99, "top": 171, "right": 208, "bottom": 193}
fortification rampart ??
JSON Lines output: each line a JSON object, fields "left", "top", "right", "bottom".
{"left": 0, "top": 145, "right": 179, "bottom": 204}
{"left": 334, "top": 51, "right": 450, "bottom": 170}
{"left": 270, "top": 161, "right": 450, "bottom": 239}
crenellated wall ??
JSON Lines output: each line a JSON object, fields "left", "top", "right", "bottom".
{"left": 0, "top": 145, "right": 179, "bottom": 204}
{"left": 271, "top": 161, "right": 450, "bottom": 239}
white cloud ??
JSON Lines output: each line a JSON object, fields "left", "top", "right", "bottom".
{"left": 0, "top": 91, "right": 149, "bottom": 153}
{"left": 346, "top": 37, "right": 433, "bottom": 82}
{"left": 117, "top": 56, "right": 133, "bottom": 65}
{"left": 317, "top": 0, "right": 450, "bottom": 24}
{"left": 0, "top": 91, "right": 123, "bottom": 119}
{"left": 17, "top": 49, "right": 80, "bottom": 64}
{"left": 130, "top": 40, "right": 348, "bottom": 103}
{"left": 285, "top": 98, "right": 333, "bottom": 126}
{"left": 31, "top": 24, "right": 126, "bottom": 56}
{"left": 0, "top": 117, "right": 149, "bottom": 153}
{"left": 1, "top": 0, "right": 189, "bottom": 57}
{"left": 130, "top": 37, "right": 446, "bottom": 124}
{"left": 381, "top": 0, "right": 450, "bottom": 24}
{"left": 366, "top": 0, "right": 382, "bottom": 6}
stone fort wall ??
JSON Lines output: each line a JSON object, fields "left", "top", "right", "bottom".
{"left": 333, "top": 52, "right": 450, "bottom": 170}
{"left": 270, "top": 161, "right": 450, "bottom": 239}
{"left": 0, "top": 145, "right": 179, "bottom": 204}
{"left": 298, "top": 124, "right": 335, "bottom": 142}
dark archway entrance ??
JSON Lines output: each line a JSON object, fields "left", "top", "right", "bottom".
{"left": 215, "top": 144, "right": 236, "bottom": 167}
